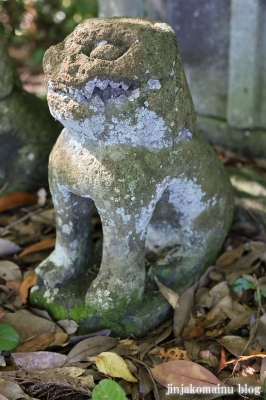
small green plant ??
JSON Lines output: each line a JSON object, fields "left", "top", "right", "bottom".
{"left": 232, "top": 276, "right": 266, "bottom": 302}
{"left": 0, "top": 323, "right": 20, "bottom": 350}
{"left": 92, "top": 379, "right": 127, "bottom": 400}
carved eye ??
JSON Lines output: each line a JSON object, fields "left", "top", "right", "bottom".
{"left": 90, "top": 44, "right": 124, "bottom": 61}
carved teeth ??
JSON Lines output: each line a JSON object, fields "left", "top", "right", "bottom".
{"left": 84, "top": 81, "right": 96, "bottom": 97}
{"left": 109, "top": 82, "right": 120, "bottom": 89}
{"left": 48, "top": 78, "right": 136, "bottom": 105}
{"left": 95, "top": 81, "right": 109, "bottom": 90}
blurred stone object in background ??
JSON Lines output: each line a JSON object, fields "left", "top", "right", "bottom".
{"left": 0, "top": 39, "right": 61, "bottom": 193}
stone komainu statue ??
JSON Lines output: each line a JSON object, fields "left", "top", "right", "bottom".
{"left": 30, "top": 18, "right": 234, "bottom": 336}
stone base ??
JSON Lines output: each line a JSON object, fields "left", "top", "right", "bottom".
{"left": 30, "top": 274, "right": 172, "bottom": 337}
{"left": 30, "top": 251, "right": 215, "bottom": 337}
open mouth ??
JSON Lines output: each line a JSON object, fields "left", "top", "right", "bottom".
{"left": 48, "top": 78, "right": 139, "bottom": 109}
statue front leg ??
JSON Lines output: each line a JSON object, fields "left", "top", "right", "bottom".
{"left": 35, "top": 176, "right": 94, "bottom": 288}
{"left": 85, "top": 199, "right": 157, "bottom": 310}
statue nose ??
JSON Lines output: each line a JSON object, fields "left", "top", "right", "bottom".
{"left": 90, "top": 44, "right": 125, "bottom": 61}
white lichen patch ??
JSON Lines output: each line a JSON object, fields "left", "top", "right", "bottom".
{"left": 62, "top": 224, "right": 71, "bottom": 234}
{"left": 154, "top": 22, "right": 175, "bottom": 34}
{"left": 174, "top": 128, "right": 193, "bottom": 143}
{"left": 69, "top": 239, "right": 79, "bottom": 249}
{"left": 36, "top": 243, "right": 77, "bottom": 287}
{"left": 30, "top": 285, "right": 39, "bottom": 293}
{"left": 128, "top": 88, "right": 140, "bottom": 101}
{"left": 60, "top": 107, "right": 172, "bottom": 151}
{"left": 86, "top": 288, "right": 114, "bottom": 310}
{"left": 170, "top": 61, "right": 176, "bottom": 77}
{"left": 146, "top": 222, "right": 180, "bottom": 250}
{"left": 116, "top": 207, "right": 131, "bottom": 222}
{"left": 167, "top": 177, "right": 217, "bottom": 244}
{"left": 147, "top": 78, "right": 161, "bottom": 90}
{"left": 43, "top": 288, "right": 59, "bottom": 304}
{"left": 135, "top": 177, "right": 171, "bottom": 239}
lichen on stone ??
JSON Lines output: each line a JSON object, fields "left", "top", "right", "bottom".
{"left": 30, "top": 17, "right": 234, "bottom": 335}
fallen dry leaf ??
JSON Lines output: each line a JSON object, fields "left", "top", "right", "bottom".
{"left": 67, "top": 336, "right": 117, "bottom": 363}
{"left": 174, "top": 285, "right": 195, "bottom": 338}
{"left": 95, "top": 351, "right": 138, "bottom": 382}
{"left": 252, "top": 350, "right": 266, "bottom": 356}
{"left": 215, "top": 245, "right": 244, "bottom": 267}
{"left": 31, "top": 208, "right": 55, "bottom": 225}
{"left": 0, "top": 261, "right": 22, "bottom": 281}
{"left": 31, "top": 366, "right": 94, "bottom": 389}
{"left": 49, "top": 332, "right": 69, "bottom": 346}
{"left": 15, "top": 332, "right": 68, "bottom": 352}
{"left": 151, "top": 360, "right": 222, "bottom": 389}
{"left": 0, "top": 192, "right": 38, "bottom": 212}
{"left": 12, "top": 351, "right": 67, "bottom": 370}
{"left": 57, "top": 319, "right": 79, "bottom": 335}
{"left": 256, "top": 313, "right": 266, "bottom": 350}
{"left": 199, "top": 350, "right": 219, "bottom": 369}
{"left": 224, "top": 311, "right": 253, "bottom": 333}
{"left": 0, "top": 310, "right": 5, "bottom": 320}
{"left": 139, "top": 365, "right": 153, "bottom": 397}
{"left": 225, "top": 250, "right": 265, "bottom": 273}
{"left": 19, "top": 275, "right": 37, "bottom": 303}
{"left": 155, "top": 276, "right": 179, "bottom": 308}
{"left": 217, "top": 346, "right": 227, "bottom": 374}
{"left": 14, "top": 332, "right": 56, "bottom": 353}
{"left": 158, "top": 347, "right": 190, "bottom": 361}
{"left": 111, "top": 339, "right": 139, "bottom": 356}
{"left": 184, "top": 321, "right": 206, "bottom": 340}
{"left": 260, "top": 358, "right": 266, "bottom": 384}
{"left": 0, "top": 238, "right": 21, "bottom": 257}
{"left": 217, "top": 336, "right": 249, "bottom": 357}
{"left": 0, "top": 378, "right": 31, "bottom": 399}
{"left": 2, "top": 309, "right": 64, "bottom": 342}
{"left": 227, "top": 376, "right": 261, "bottom": 391}
{"left": 6, "top": 280, "right": 22, "bottom": 291}
{"left": 18, "top": 238, "right": 56, "bottom": 257}
{"left": 138, "top": 319, "right": 173, "bottom": 360}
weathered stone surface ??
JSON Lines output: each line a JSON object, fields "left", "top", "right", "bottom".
{"left": 30, "top": 18, "right": 234, "bottom": 336}
{"left": 0, "top": 39, "right": 61, "bottom": 193}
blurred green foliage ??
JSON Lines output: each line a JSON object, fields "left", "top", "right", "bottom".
{"left": 0, "top": 0, "right": 98, "bottom": 65}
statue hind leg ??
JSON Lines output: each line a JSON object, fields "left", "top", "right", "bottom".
{"left": 147, "top": 174, "right": 233, "bottom": 291}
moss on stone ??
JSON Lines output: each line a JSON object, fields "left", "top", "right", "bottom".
{"left": 30, "top": 17, "right": 234, "bottom": 336}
